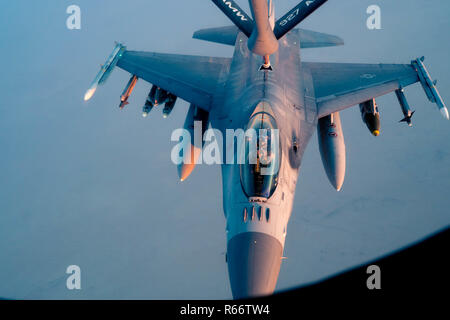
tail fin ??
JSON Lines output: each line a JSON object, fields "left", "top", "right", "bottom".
{"left": 209, "top": 0, "right": 330, "bottom": 56}
{"left": 193, "top": 26, "right": 343, "bottom": 49}
{"left": 274, "top": 0, "right": 328, "bottom": 39}
{"left": 193, "top": 25, "right": 240, "bottom": 46}
{"left": 295, "top": 29, "right": 344, "bottom": 48}
{"left": 210, "top": 0, "right": 253, "bottom": 37}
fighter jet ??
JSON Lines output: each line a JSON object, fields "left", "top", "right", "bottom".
{"left": 84, "top": 0, "right": 448, "bottom": 299}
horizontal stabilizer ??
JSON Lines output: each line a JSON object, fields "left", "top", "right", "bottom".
{"left": 193, "top": 26, "right": 343, "bottom": 49}
{"left": 193, "top": 26, "right": 240, "bottom": 46}
{"left": 294, "top": 29, "right": 344, "bottom": 48}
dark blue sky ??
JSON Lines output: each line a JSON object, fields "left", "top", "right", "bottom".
{"left": 0, "top": 0, "right": 449, "bottom": 299}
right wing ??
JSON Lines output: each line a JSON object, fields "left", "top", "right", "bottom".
{"left": 117, "top": 51, "right": 231, "bottom": 111}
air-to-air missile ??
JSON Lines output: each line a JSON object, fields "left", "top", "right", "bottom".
{"left": 359, "top": 98, "right": 381, "bottom": 136}
{"left": 412, "top": 56, "right": 449, "bottom": 120}
{"left": 395, "top": 88, "right": 415, "bottom": 127}
{"left": 178, "top": 104, "right": 209, "bottom": 181}
{"left": 317, "top": 112, "right": 346, "bottom": 191}
{"left": 119, "top": 75, "right": 138, "bottom": 109}
{"left": 84, "top": 43, "right": 126, "bottom": 101}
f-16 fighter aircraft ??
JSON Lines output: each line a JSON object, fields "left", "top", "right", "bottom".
{"left": 84, "top": 0, "right": 448, "bottom": 299}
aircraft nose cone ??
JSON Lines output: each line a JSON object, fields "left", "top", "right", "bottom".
{"left": 227, "top": 232, "right": 283, "bottom": 300}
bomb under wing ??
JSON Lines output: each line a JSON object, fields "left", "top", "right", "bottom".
{"left": 359, "top": 98, "right": 381, "bottom": 136}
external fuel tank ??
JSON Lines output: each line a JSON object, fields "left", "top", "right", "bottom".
{"left": 317, "top": 112, "right": 346, "bottom": 191}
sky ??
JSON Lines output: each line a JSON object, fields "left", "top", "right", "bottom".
{"left": 0, "top": 0, "right": 449, "bottom": 299}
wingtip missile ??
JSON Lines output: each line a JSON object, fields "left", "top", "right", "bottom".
{"left": 84, "top": 43, "right": 126, "bottom": 102}
{"left": 413, "top": 57, "right": 448, "bottom": 121}
{"left": 440, "top": 107, "right": 449, "bottom": 120}
{"left": 359, "top": 99, "right": 381, "bottom": 136}
{"left": 84, "top": 85, "right": 97, "bottom": 101}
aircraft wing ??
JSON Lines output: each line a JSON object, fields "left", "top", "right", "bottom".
{"left": 116, "top": 51, "right": 231, "bottom": 111}
{"left": 303, "top": 62, "right": 420, "bottom": 118}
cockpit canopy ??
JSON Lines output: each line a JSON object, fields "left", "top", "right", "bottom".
{"left": 240, "top": 104, "right": 281, "bottom": 200}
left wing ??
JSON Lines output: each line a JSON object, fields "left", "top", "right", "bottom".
{"left": 303, "top": 62, "right": 419, "bottom": 118}
{"left": 117, "top": 51, "right": 231, "bottom": 111}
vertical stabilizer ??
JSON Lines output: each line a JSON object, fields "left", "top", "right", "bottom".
{"left": 273, "top": 0, "right": 328, "bottom": 39}
{"left": 209, "top": 0, "right": 330, "bottom": 57}
{"left": 210, "top": 0, "right": 254, "bottom": 37}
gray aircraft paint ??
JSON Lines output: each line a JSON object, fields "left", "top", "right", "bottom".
{"left": 317, "top": 112, "right": 346, "bottom": 191}
{"left": 82, "top": 0, "right": 447, "bottom": 299}
{"left": 2, "top": 0, "right": 449, "bottom": 300}
{"left": 210, "top": 30, "right": 313, "bottom": 298}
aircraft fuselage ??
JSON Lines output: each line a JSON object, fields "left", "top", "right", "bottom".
{"left": 209, "top": 31, "right": 317, "bottom": 299}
